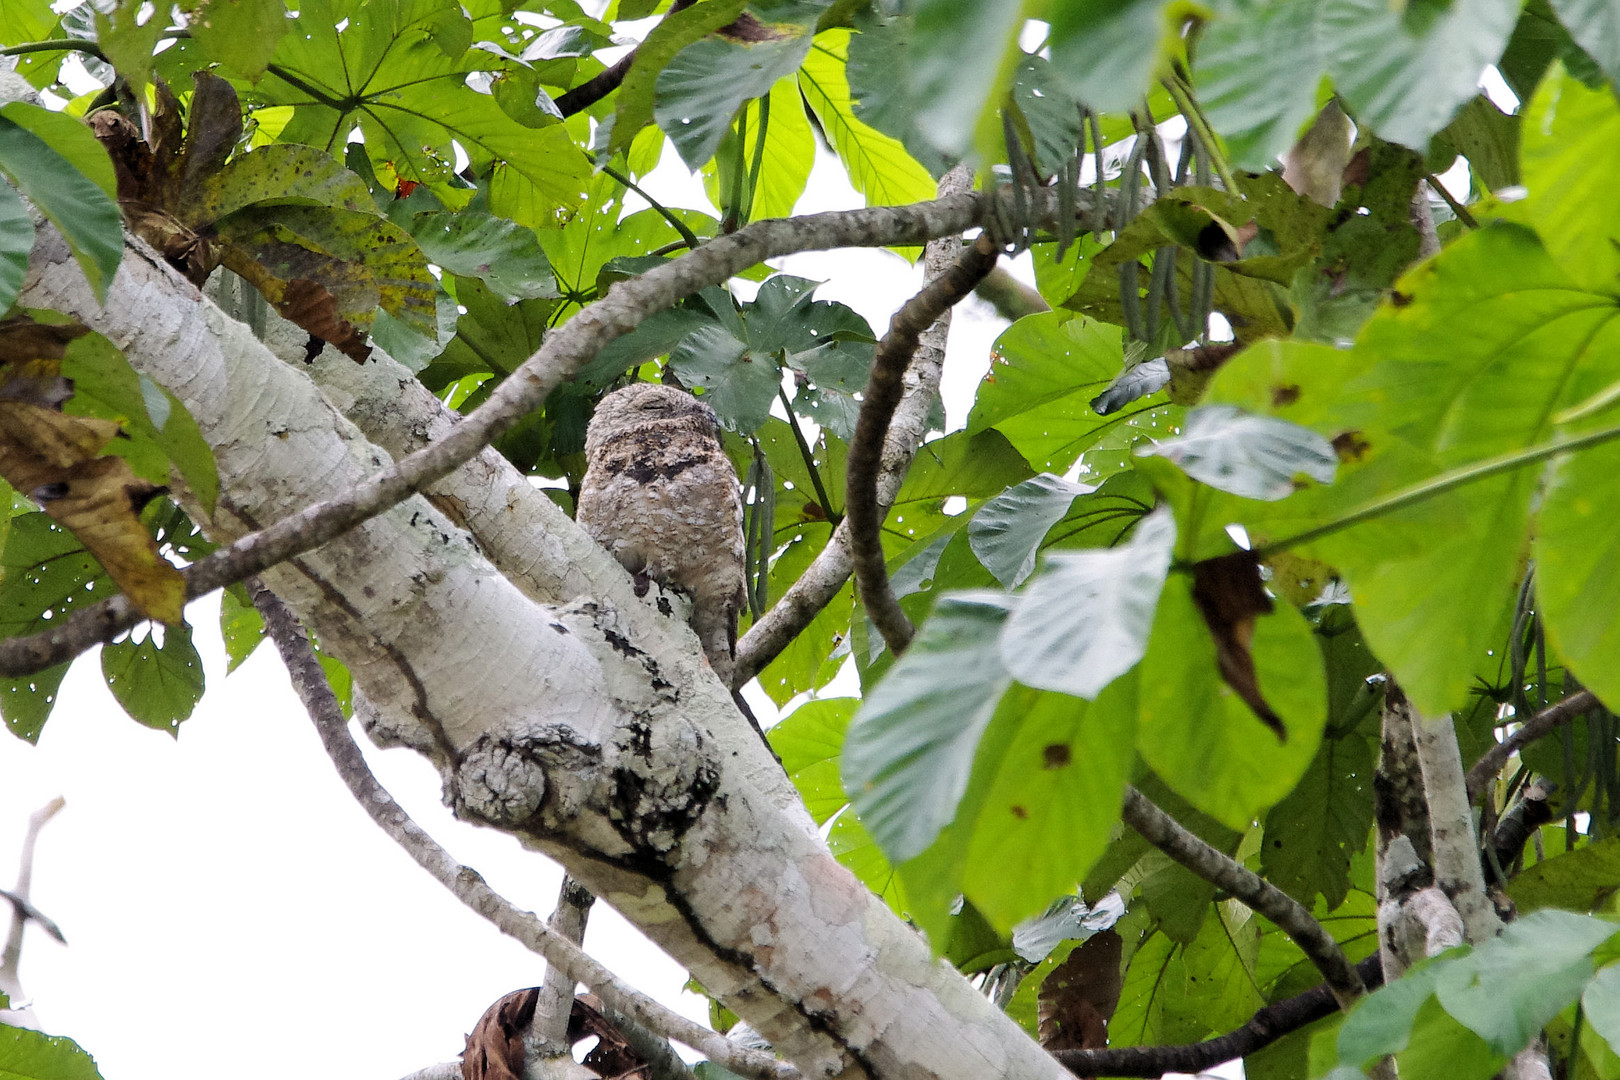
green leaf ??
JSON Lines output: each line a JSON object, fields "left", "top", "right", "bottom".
{"left": 1137, "top": 579, "right": 1327, "bottom": 830}
{"left": 655, "top": 18, "right": 817, "bottom": 170}
{"left": 907, "top": 0, "right": 1028, "bottom": 157}
{"left": 957, "top": 677, "right": 1137, "bottom": 931}
{"left": 1260, "top": 727, "right": 1375, "bottom": 909}
{"left": 1511, "top": 838, "right": 1620, "bottom": 916}
{"left": 220, "top": 584, "right": 265, "bottom": 674}
{"left": 60, "top": 332, "right": 220, "bottom": 515}
{"left": 969, "top": 313, "right": 1176, "bottom": 477}
{"left": 185, "top": 0, "right": 290, "bottom": 81}
{"left": 1139, "top": 404, "right": 1338, "bottom": 501}
{"left": 1000, "top": 508, "right": 1174, "bottom": 699}
{"left": 1547, "top": 0, "right": 1620, "bottom": 83}
{"left": 607, "top": 0, "right": 751, "bottom": 158}
{"left": 1197, "top": 0, "right": 1325, "bottom": 170}
{"left": 843, "top": 592, "right": 1013, "bottom": 863}
{"left": 0, "top": 111, "right": 122, "bottom": 303}
{"left": 0, "top": 514, "right": 118, "bottom": 741}
{"left": 101, "top": 623, "right": 205, "bottom": 735}
{"left": 1436, "top": 94, "right": 1520, "bottom": 193}
{"left": 768, "top": 696, "right": 856, "bottom": 825}
{"left": 968, "top": 473, "right": 1093, "bottom": 587}
{"left": 1198, "top": 0, "right": 1519, "bottom": 166}
{"left": 0, "top": 182, "right": 31, "bottom": 313}
{"left": 1518, "top": 65, "right": 1620, "bottom": 293}
{"left": 1395, "top": 995, "right": 1505, "bottom": 1080}
{"left": 1049, "top": 0, "right": 1180, "bottom": 117}
{"left": 1434, "top": 911, "right": 1619, "bottom": 1056}
{"left": 257, "top": 0, "right": 590, "bottom": 227}
{"left": 0, "top": 1025, "right": 104, "bottom": 1080}
{"left": 800, "top": 32, "right": 937, "bottom": 219}
{"left": 1583, "top": 963, "right": 1620, "bottom": 1055}
{"left": 668, "top": 325, "right": 781, "bottom": 434}
{"left": 0, "top": 102, "right": 115, "bottom": 202}
{"left": 1338, "top": 959, "right": 1444, "bottom": 1065}
{"left": 1326, "top": 0, "right": 1521, "bottom": 150}
{"left": 406, "top": 210, "right": 557, "bottom": 302}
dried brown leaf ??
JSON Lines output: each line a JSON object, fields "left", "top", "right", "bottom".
{"left": 1191, "top": 550, "right": 1286, "bottom": 739}
{"left": 462, "top": 987, "right": 539, "bottom": 1080}
{"left": 1037, "top": 931, "right": 1122, "bottom": 1055}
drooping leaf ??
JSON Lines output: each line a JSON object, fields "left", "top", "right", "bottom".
{"left": 800, "top": 31, "right": 937, "bottom": 220}
{"left": 968, "top": 473, "right": 1094, "bottom": 587}
{"left": 0, "top": 318, "right": 185, "bottom": 624}
{"left": 654, "top": 12, "right": 819, "bottom": 170}
{"left": 1137, "top": 578, "right": 1327, "bottom": 830}
{"left": 843, "top": 592, "right": 1013, "bottom": 864}
{"left": 1547, "top": 0, "right": 1620, "bottom": 83}
{"left": 1139, "top": 404, "right": 1338, "bottom": 501}
{"left": 0, "top": 107, "right": 123, "bottom": 302}
{"left": 906, "top": 0, "right": 1028, "bottom": 158}
{"left": 0, "top": 182, "right": 31, "bottom": 313}
{"left": 0, "top": 513, "right": 119, "bottom": 741}
{"left": 101, "top": 622, "right": 205, "bottom": 735}
{"left": 999, "top": 507, "right": 1174, "bottom": 699}
{"left": 220, "top": 583, "right": 266, "bottom": 674}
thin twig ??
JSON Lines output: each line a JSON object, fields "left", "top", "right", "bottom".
{"left": 845, "top": 233, "right": 1000, "bottom": 656}
{"left": 1465, "top": 689, "right": 1597, "bottom": 803}
{"left": 1121, "top": 786, "right": 1365, "bottom": 1008}
{"left": 601, "top": 163, "right": 701, "bottom": 250}
{"left": 779, "top": 388, "right": 840, "bottom": 526}
{"left": 247, "top": 580, "right": 794, "bottom": 1080}
{"left": 1425, "top": 174, "right": 1479, "bottom": 230}
{"left": 1053, "top": 953, "right": 1383, "bottom": 1078}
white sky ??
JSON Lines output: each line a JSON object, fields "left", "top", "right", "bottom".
{"left": 0, "top": 143, "right": 1027, "bottom": 1080}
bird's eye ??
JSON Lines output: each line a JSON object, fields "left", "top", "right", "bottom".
{"left": 639, "top": 399, "right": 667, "bottom": 411}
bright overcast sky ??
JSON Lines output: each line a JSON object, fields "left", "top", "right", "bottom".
{"left": 0, "top": 136, "right": 1027, "bottom": 1080}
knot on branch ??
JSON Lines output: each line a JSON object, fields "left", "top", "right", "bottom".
{"left": 608, "top": 716, "right": 721, "bottom": 859}
{"left": 453, "top": 734, "right": 550, "bottom": 827}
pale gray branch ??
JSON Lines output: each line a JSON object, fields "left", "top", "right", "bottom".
{"left": 248, "top": 580, "right": 795, "bottom": 1080}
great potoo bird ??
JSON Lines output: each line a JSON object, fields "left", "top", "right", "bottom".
{"left": 577, "top": 383, "right": 747, "bottom": 686}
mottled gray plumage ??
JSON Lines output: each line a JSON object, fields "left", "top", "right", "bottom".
{"left": 577, "top": 384, "right": 747, "bottom": 684}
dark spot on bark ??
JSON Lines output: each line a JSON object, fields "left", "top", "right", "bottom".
{"left": 657, "top": 595, "right": 673, "bottom": 617}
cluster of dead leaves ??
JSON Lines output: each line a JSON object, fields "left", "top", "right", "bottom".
{"left": 0, "top": 313, "right": 183, "bottom": 623}
{"left": 90, "top": 71, "right": 435, "bottom": 361}
{"left": 462, "top": 991, "right": 656, "bottom": 1080}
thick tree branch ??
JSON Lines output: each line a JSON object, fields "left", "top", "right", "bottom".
{"left": 1120, "top": 786, "right": 1365, "bottom": 1008}
{"left": 846, "top": 232, "right": 999, "bottom": 656}
{"left": 734, "top": 163, "right": 979, "bottom": 683}
{"left": 1052, "top": 952, "right": 1383, "bottom": 1078}
{"left": 1465, "top": 689, "right": 1597, "bottom": 803}
{"left": 4, "top": 189, "right": 1019, "bottom": 678}
{"left": 247, "top": 580, "right": 794, "bottom": 1080}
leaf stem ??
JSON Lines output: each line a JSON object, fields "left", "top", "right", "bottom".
{"left": 0, "top": 39, "right": 107, "bottom": 59}
{"left": 599, "top": 163, "right": 701, "bottom": 250}
{"left": 778, "top": 387, "right": 840, "bottom": 526}
{"left": 1255, "top": 419, "right": 1620, "bottom": 558}
{"left": 1425, "top": 173, "right": 1479, "bottom": 230}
